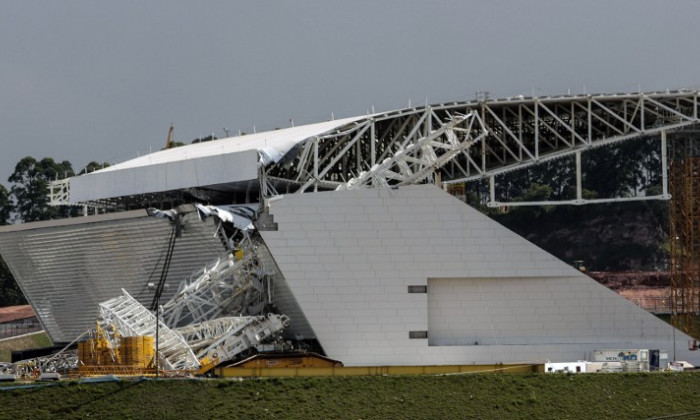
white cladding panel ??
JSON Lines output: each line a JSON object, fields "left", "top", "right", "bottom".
{"left": 427, "top": 277, "right": 674, "bottom": 347}
{"left": 67, "top": 116, "right": 367, "bottom": 203}
{"left": 70, "top": 150, "right": 259, "bottom": 202}
{"left": 261, "top": 185, "right": 699, "bottom": 366}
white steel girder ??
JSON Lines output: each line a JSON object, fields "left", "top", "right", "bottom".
{"left": 160, "top": 247, "right": 271, "bottom": 328}
{"left": 178, "top": 314, "right": 289, "bottom": 374}
{"left": 48, "top": 90, "right": 700, "bottom": 207}
{"left": 97, "top": 289, "right": 200, "bottom": 371}
{"left": 336, "top": 111, "right": 487, "bottom": 190}
{"left": 264, "top": 90, "right": 699, "bottom": 197}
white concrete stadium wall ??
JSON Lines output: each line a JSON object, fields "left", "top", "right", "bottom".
{"left": 260, "top": 185, "right": 699, "bottom": 366}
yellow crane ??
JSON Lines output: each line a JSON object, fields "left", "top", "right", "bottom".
{"left": 165, "top": 124, "right": 174, "bottom": 149}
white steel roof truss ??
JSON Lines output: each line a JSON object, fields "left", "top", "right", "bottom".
{"left": 484, "top": 105, "right": 537, "bottom": 162}
{"left": 175, "top": 316, "right": 256, "bottom": 351}
{"left": 299, "top": 123, "right": 372, "bottom": 192}
{"left": 48, "top": 90, "right": 699, "bottom": 205}
{"left": 98, "top": 289, "right": 200, "bottom": 371}
{"left": 337, "top": 112, "right": 485, "bottom": 190}
{"left": 160, "top": 249, "right": 269, "bottom": 328}
{"left": 194, "top": 313, "right": 289, "bottom": 369}
{"left": 590, "top": 98, "right": 641, "bottom": 135}
{"left": 537, "top": 102, "right": 588, "bottom": 146}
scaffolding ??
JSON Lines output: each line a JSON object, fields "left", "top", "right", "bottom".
{"left": 669, "top": 134, "right": 700, "bottom": 339}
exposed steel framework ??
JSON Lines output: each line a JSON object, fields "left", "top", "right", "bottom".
{"left": 267, "top": 90, "right": 699, "bottom": 206}
{"left": 48, "top": 90, "right": 700, "bottom": 210}
{"left": 669, "top": 135, "right": 700, "bottom": 339}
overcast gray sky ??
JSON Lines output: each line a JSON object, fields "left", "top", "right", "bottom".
{"left": 1, "top": 1, "right": 699, "bottom": 185}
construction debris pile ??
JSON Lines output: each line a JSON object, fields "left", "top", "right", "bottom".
{"left": 77, "top": 206, "right": 291, "bottom": 376}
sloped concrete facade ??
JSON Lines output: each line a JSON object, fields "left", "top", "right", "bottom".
{"left": 260, "top": 185, "right": 699, "bottom": 366}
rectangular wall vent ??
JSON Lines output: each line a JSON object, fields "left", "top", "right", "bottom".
{"left": 409, "top": 330, "right": 428, "bottom": 339}
{"left": 407, "top": 285, "right": 427, "bottom": 293}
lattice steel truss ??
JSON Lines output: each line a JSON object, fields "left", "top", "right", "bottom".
{"left": 98, "top": 289, "right": 201, "bottom": 371}
{"left": 178, "top": 314, "right": 289, "bottom": 373}
{"left": 47, "top": 90, "right": 700, "bottom": 209}
{"left": 265, "top": 90, "right": 699, "bottom": 197}
{"left": 160, "top": 242, "right": 272, "bottom": 328}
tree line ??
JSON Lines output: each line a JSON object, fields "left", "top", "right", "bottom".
{"left": 465, "top": 136, "right": 669, "bottom": 271}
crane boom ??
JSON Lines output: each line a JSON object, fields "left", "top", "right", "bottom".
{"left": 165, "top": 124, "right": 174, "bottom": 149}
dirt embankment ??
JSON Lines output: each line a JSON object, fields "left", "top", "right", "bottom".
{"left": 588, "top": 271, "right": 670, "bottom": 291}
{"left": 588, "top": 271, "right": 672, "bottom": 311}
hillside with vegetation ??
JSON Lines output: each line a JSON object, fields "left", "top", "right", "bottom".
{"left": 493, "top": 201, "right": 668, "bottom": 271}
{"left": 0, "top": 332, "right": 51, "bottom": 363}
{"left": 466, "top": 137, "right": 670, "bottom": 272}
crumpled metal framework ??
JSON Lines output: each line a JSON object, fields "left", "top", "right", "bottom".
{"left": 49, "top": 90, "right": 700, "bottom": 208}
{"left": 264, "top": 90, "right": 699, "bottom": 203}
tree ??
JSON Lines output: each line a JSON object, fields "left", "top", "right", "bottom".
{"left": 465, "top": 136, "right": 668, "bottom": 271}
{"left": 0, "top": 183, "right": 26, "bottom": 306}
{"left": 0, "top": 184, "right": 10, "bottom": 226}
{"left": 582, "top": 137, "right": 660, "bottom": 198}
{"left": 191, "top": 135, "right": 217, "bottom": 144}
{"left": 79, "top": 161, "right": 111, "bottom": 175}
{"left": 160, "top": 142, "right": 185, "bottom": 151}
{"left": 8, "top": 156, "right": 78, "bottom": 222}
{"left": 0, "top": 258, "right": 25, "bottom": 306}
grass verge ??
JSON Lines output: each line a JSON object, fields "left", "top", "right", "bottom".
{"left": 0, "top": 332, "right": 52, "bottom": 362}
{"left": 0, "top": 372, "right": 698, "bottom": 419}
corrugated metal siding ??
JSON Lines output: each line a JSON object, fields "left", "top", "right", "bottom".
{"left": 0, "top": 212, "right": 226, "bottom": 343}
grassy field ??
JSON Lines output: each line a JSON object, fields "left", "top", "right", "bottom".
{"left": 0, "top": 332, "right": 52, "bottom": 363}
{"left": 0, "top": 373, "right": 698, "bottom": 419}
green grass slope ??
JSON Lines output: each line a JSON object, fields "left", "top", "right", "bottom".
{"left": 0, "top": 373, "right": 699, "bottom": 419}
{"left": 0, "top": 332, "right": 51, "bottom": 362}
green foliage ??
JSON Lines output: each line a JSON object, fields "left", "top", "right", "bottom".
{"left": 583, "top": 138, "right": 662, "bottom": 198}
{"left": 8, "top": 156, "right": 78, "bottom": 223}
{"left": 0, "top": 257, "right": 25, "bottom": 306}
{"left": 0, "top": 182, "right": 25, "bottom": 306}
{"left": 0, "top": 184, "right": 10, "bottom": 226}
{"left": 509, "top": 184, "right": 556, "bottom": 221}
{"left": 0, "top": 332, "right": 50, "bottom": 362}
{"left": 78, "top": 161, "right": 111, "bottom": 175}
{"left": 494, "top": 199, "right": 669, "bottom": 271}
{"left": 468, "top": 137, "right": 668, "bottom": 271}
{"left": 160, "top": 142, "right": 185, "bottom": 151}
{"left": 490, "top": 137, "right": 661, "bottom": 203}
{"left": 191, "top": 135, "right": 217, "bottom": 144}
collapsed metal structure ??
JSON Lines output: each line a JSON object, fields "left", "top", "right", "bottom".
{"left": 48, "top": 90, "right": 700, "bottom": 209}
{"left": 96, "top": 244, "right": 290, "bottom": 373}
{"left": 264, "top": 90, "right": 698, "bottom": 206}
{"left": 93, "top": 207, "right": 290, "bottom": 374}
{"left": 32, "top": 89, "right": 700, "bottom": 369}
